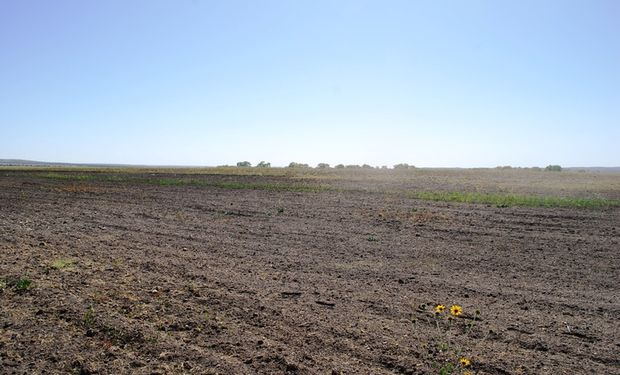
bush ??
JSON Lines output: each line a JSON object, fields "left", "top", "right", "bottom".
{"left": 394, "top": 163, "right": 414, "bottom": 170}
{"left": 545, "top": 165, "right": 562, "bottom": 172}
{"left": 288, "top": 162, "right": 309, "bottom": 168}
{"left": 236, "top": 161, "right": 252, "bottom": 167}
{"left": 334, "top": 164, "right": 345, "bottom": 169}
{"left": 256, "top": 161, "right": 271, "bottom": 168}
{"left": 316, "top": 163, "right": 330, "bottom": 169}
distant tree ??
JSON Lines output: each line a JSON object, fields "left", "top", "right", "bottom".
{"left": 345, "top": 164, "right": 361, "bottom": 169}
{"left": 393, "top": 163, "right": 414, "bottom": 170}
{"left": 256, "top": 161, "right": 271, "bottom": 168}
{"left": 334, "top": 164, "right": 345, "bottom": 169}
{"left": 288, "top": 162, "right": 309, "bottom": 168}
{"left": 362, "top": 164, "right": 373, "bottom": 169}
{"left": 381, "top": 165, "right": 388, "bottom": 169}
{"left": 236, "top": 161, "right": 251, "bottom": 167}
{"left": 545, "top": 165, "right": 562, "bottom": 172}
{"left": 531, "top": 166, "right": 542, "bottom": 171}
{"left": 316, "top": 163, "right": 330, "bottom": 169}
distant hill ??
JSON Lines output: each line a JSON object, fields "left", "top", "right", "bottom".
{"left": 0, "top": 159, "right": 135, "bottom": 168}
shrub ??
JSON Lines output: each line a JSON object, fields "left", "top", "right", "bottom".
{"left": 236, "top": 161, "right": 252, "bottom": 167}
{"left": 316, "top": 163, "right": 330, "bottom": 169}
{"left": 394, "top": 163, "right": 414, "bottom": 170}
{"left": 334, "top": 164, "right": 345, "bottom": 169}
{"left": 288, "top": 162, "right": 309, "bottom": 168}
{"left": 256, "top": 161, "right": 271, "bottom": 168}
{"left": 545, "top": 165, "right": 562, "bottom": 172}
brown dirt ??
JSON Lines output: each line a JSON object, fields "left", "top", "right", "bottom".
{"left": 1, "top": 171, "right": 619, "bottom": 374}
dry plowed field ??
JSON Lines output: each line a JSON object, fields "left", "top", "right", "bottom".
{"left": 1, "top": 170, "right": 619, "bottom": 374}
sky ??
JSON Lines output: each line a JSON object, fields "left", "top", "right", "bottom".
{"left": 1, "top": 0, "right": 618, "bottom": 167}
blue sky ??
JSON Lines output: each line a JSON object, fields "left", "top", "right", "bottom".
{"left": 1, "top": 0, "right": 618, "bottom": 167}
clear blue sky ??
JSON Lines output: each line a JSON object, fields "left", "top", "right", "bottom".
{"left": 1, "top": 0, "right": 618, "bottom": 167}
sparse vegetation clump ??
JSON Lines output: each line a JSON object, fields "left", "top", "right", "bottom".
{"left": 15, "top": 277, "right": 32, "bottom": 291}
{"left": 256, "top": 161, "right": 271, "bottom": 168}
{"left": 545, "top": 164, "right": 562, "bottom": 172}
{"left": 82, "top": 305, "right": 96, "bottom": 328}
{"left": 410, "top": 191, "right": 619, "bottom": 209}
{"left": 413, "top": 302, "right": 480, "bottom": 374}
{"left": 51, "top": 259, "right": 76, "bottom": 269}
{"left": 288, "top": 162, "right": 309, "bottom": 168}
{"left": 316, "top": 163, "right": 330, "bottom": 169}
{"left": 394, "top": 163, "right": 415, "bottom": 169}
{"left": 236, "top": 161, "right": 252, "bottom": 167}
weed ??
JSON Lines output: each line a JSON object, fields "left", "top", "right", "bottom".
{"left": 277, "top": 207, "right": 285, "bottom": 214}
{"left": 83, "top": 306, "right": 96, "bottom": 328}
{"left": 367, "top": 235, "right": 378, "bottom": 242}
{"left": 51, "top": 259, "right": 76, "bottom": 269}
{"left": 0, "top": 279, "right": 6, "bottom": 290}
{"left": 416, "top": 302, "right": 479, "bottom": 374}
{"left": 15, "top": 277, "right": 32, "bottom": 291}
{"left": 438, "top": 362, "right": 454, "bottom": 375}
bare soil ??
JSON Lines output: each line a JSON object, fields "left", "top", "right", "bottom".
{"left": 1, "top": 171, "right": 619, "bottom": 374}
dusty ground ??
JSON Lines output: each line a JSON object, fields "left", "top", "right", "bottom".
{"left": 0, "top": 170, "right": 619, "bottom": 374}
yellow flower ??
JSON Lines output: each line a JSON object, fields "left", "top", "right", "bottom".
{"left": 459, "top": 357, "right": 471, "bottom": 367}
{"left": 434, "top": 304, "right": 446, "bottom": 314}
{"left": 450, "top": 305, "right": 463, "bottom": 317}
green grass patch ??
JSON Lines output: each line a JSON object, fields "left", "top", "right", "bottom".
{"left": 410, "top": 191, "right": 620, "bottom": 209}
{"left": 51, "top": 259, "right": 77, "bottom": 269}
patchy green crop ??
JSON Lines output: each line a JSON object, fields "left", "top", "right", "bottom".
{"left": 410, "top": 191, "right": 619, "bottom": 209}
